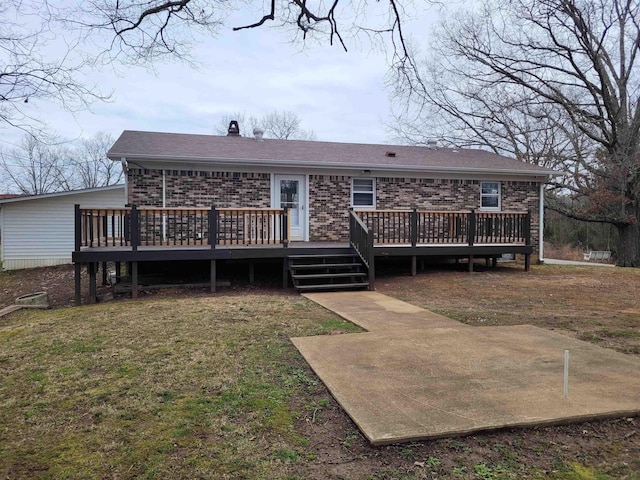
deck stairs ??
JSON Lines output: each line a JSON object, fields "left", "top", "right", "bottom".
{"left": 288, "top": 253, "right": 369, "bottom": 292}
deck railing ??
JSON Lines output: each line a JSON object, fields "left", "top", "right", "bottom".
{"left": 75, "top": 205, "right": 289, "bottom": 250}
{"left": 349, "top": 208, "right": 375, "bottom": 289}
{"left": 356, "top": 209, "right": 530, "bottom": 246}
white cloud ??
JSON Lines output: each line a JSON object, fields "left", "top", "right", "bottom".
{"left": 3, "top": 5, "right": 438, "bottom": 147}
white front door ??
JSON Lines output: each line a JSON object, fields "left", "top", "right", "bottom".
{"left": 273, "top": 174, "right": 306, "bottom": 241}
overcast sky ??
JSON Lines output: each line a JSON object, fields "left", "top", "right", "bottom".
{"left": 2, "top": 4, "right": 440, "bottom": 148}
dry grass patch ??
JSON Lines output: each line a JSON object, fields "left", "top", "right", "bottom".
{"left": 378, "top": 263, "right": 640, "bottom": 355}
{"left": 0, "top": 294, "right": 361, "bottom": 479}
{"left": 1, "top": 266, "right": 639, "bottom": 479}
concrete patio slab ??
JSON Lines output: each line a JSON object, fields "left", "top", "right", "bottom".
{"left": 292, "top": 292, "right": 640, "bottom": 445}
{"left": 302, "top": 291, "right": 463, "bottom": 331}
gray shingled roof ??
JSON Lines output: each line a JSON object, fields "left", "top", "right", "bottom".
{"left": 108, "top": 130, "right": 556, "bottom": 177}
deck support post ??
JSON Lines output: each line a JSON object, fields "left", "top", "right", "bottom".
{"left": 283, "top": 258, "right": 289, "bottom": 288}
{"left": 210, "top": 260, "right": 216, "bottom": 293}
{"left": 74, "top": 263, "right": 82, "bottom": 306}
{"left": 468, "top": 256, "right": 474, "bottom": 273}
{"left": 131, "top": 261, "right": 138, "bottom": 299}
{"left": 524, "top": 254, "right": 531, "bottom": 272}
{"left": 115, "top": 262, "right": 121, "bottom": 284}
{"left": 410, "top": 208, "right": 418, "bottom": 247}
{"left": 485, "top": 257, "right": 491, "bottom": 267}
{"left": 101, "top": 262, "right": 108, "bottom": 285}
{"left": 74, "top": 204, "right": 82, "bottom": 252}
{"left": 131, "top": 205, "right": 139, "bottom": 251}
{"left": 411, "top": 255, "right": 417, "bottom": 276}
{"left": 209, "top": 205, "right": 217, "bottom": 249}
{"left": 88, "top": 263, "right": 97, "bottom": 304}
{"left": 249, "top": 261, "right": 254, "bottom": 284}
{"left": 492, "top": 257, "right": 498, "bottom": 268}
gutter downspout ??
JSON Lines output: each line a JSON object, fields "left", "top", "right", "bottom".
{"left": 539, "top": 182, "right": 545, "bottom": 262}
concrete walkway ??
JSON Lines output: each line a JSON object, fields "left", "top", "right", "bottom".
{"left": 291, "top": 292, "right": 640, "bottom": 445}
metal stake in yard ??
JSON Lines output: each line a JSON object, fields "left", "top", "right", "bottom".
{"left": 564, "top": 349, "right": 569, "bottom": 398}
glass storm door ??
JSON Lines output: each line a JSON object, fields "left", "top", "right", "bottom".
{"left": 274, "top": 175, "right": 306, "bottom": 241}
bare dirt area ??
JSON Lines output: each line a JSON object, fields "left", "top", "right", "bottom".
{"left": 0, "top": 264, "right": 80, "bottom": 309}
{"left": 1, "top": 262, "right": 639, "bottom": 479}
{"left": 376, "top": 260, "right": 640, "bottom": 357}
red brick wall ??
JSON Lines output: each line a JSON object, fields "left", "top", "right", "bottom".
{"left": 128, "top": 169, "right": 270, "bottom": 208}
{"left": 128, "top": 169, "right": 541, "bottom": 249}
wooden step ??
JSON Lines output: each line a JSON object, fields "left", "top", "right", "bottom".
{"left": 287, "top": 254, "right": 357, "bottom": 260}
{"left": 287, "top": 251, "right": 369, "bottom": 292}
{"left": 291, "top": 272, "right": 367, "bottom": 280}
{"left": 295, "top": 282, "right": 370, "bottom": 291}
{"left": 289, "top": 263, "right": 362, "bottom": 270}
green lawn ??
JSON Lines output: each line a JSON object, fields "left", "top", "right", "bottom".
{"left": 0, "top": 294, "right": 361, "bottom": 479}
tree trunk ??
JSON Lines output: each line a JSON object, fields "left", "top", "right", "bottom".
{"left": 616, "top": 222, "right": 640, "bottom": 267}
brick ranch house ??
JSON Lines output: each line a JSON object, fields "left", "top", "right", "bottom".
{"left": 72, "top": 124, "right": 556, "bottom": 303}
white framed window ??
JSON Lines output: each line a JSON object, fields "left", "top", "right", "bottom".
{"left": 351, "top": 178, "right": 376, "bottom": 209}
{"left": 480, "top": 181, "right": 501, "bottom": 210}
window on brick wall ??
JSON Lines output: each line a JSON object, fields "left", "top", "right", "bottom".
{"left": 351, "top": 178, "right": 376, "bottom": 209}
{"left": 480, "top": 181, "right": 501, "bottom": 210}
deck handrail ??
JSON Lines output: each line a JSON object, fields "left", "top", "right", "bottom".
{"left": 75, "top": 205, "right": 290, "bottom": 249}
{"left": 356, "top": 209, "right": 531, "bottom": 247}
{"left": 349, "top": 208, "right": 375, "bottom": 290}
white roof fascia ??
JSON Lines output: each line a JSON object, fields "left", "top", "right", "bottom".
{"left": 0, "top": 185, "right": 125, "bottom": 205}
{"left": 117, "top": 154, "right": 558, "bottom": 178}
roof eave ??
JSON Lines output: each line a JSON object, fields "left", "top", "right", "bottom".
{"left": 111, "top": 153, "right": 558, "bottom": 177}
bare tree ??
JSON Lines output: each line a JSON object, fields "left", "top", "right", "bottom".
{"left": 0, "top": 135, "right": 73, "bottom": 195}
{"left": 1, "top": 1, "right": 109, "bottom": 135}
{"left": 214, "top": 110, "right": 316, "bottom": 140}
{"left": 259, "top": 111, "right": 316, "bottom": 140}
{"left": 71, "top": 132, "right": 123, "bottom": 188}
{"left": 392, "top": 0, "right": 640, "bottom": 267}
{"left": 67, "top": 1, "right": 421, "bottom": 84}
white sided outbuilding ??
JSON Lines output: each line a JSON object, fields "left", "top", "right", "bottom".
{"left": 0, "top": 185, "right": 125, "bottom": 270}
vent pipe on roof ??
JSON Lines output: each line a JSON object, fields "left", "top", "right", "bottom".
{"left": 426, "top": 139, "right": 438, "bottom": 149}
{"left": 227, "top": 120, "right": 240, "bottom": 136}
{"left": 253, "top": 128, "right": 265, "bottom": 141}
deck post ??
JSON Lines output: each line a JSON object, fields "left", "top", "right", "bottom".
{"left": 468, "top": 209, "right": 476, "bottom": 247}
{"left": 492, "top": 257, "right": 498, "bottom": 268}
{"left": 209, "top": 205, "right": 217, "bottom": 249}
{"left": 249, "top": 261, "right": 254, "bottom": 284}
{"left": 115, "top": 262, "right": 121, "bottom": 283}
{"left": 210, "top": 260, "right": 216, "bottom": 293}
{"left": 131, "top": 204, "right": 139, "bottom": 251}
{"left": 131, "top": 261, "right": 138, "bottom": 299}
{"left": 410, "top": 208, "right": 418, "bottom": 247}
{"left": 74, "top": 263, "right": 82, "bottom": 306}
{"left": 411, "top": 256, "right": 417, "bottom": 276}
{"left": 101, "top": 262, "right": 108, "bottom": 285}
{"left": 88, "top": 263, "right": 97, "bottom": 304}
{"left": 468, "top": 256, "right": 474, "bottom": 272}
{"left": 524, "top": 254, "right": 531, "bottom": 272}
{"left": 74, "top": 204, "right": 82, "bottom": 251}
{"left": 282, "top": 207, "right": 289, "bottom": 248}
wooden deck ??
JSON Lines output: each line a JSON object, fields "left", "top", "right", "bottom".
{"left": 72, "top": 206, "right": 533, "bottom": 304}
